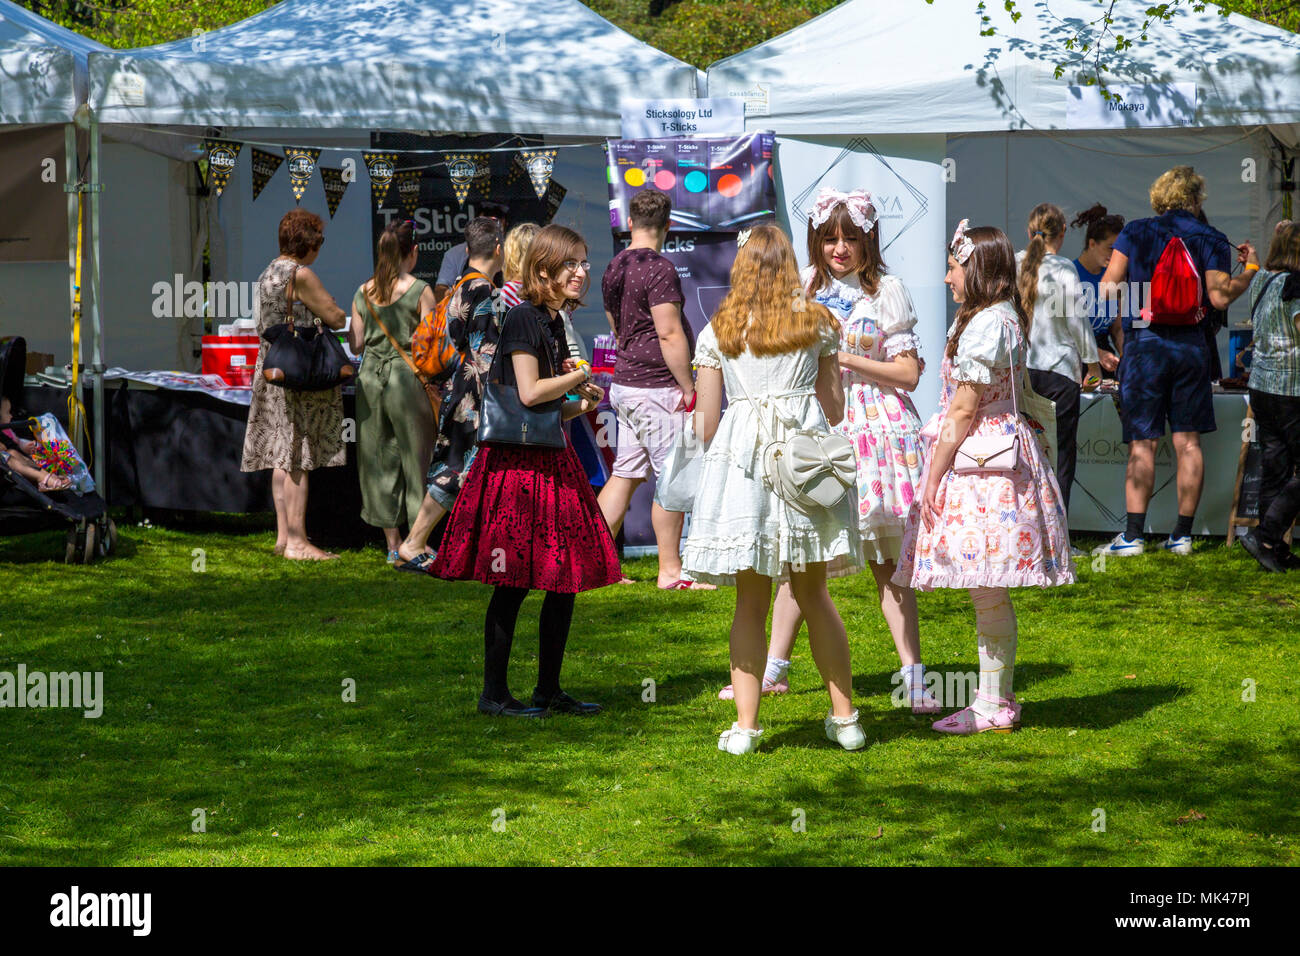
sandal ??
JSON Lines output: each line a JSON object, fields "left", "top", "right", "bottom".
{"left": 38, "top": 472, "right": 71, "bottom": 492}
{"left": 932, "top": 691, "right": 1020, "bottom": 735}
{"left": 394, "top": 551, "right": 438, "bottom": 575}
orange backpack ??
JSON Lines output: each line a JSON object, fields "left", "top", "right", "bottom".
{"left": 411, "top": 270, "right": 486, "bottom": 381}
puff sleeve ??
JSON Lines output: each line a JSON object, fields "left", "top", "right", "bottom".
{"left": 694, "top": 323, "right": 722, "bottom": 369}
{"left": 875, "top": 275, "right": 923, "bottom": 359}
{"left": 953, "top": 307, "right": 1013, "bottom": 385}
{"left": 819, "top": 321, "right": 841, "bottom": 358}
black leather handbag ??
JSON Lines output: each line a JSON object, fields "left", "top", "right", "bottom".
{"left": 477, "top": 328, "right": 565, "bottom": 449}
{"left": 261, "top": 266, "right": 355, "bottom": 392}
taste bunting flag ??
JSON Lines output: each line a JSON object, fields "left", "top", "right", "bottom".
{"left": 203, "top": 139, "right": 242, "bottom": 197}
{"left": 363, "top": 151, "right": 397, "bottom": 211}
{"left": 250, "top": 148, "right": 283, "bottom": 202}
{"left": 519, "top": 149, "right": 557, "bottom": 200}
{"left": 320, "top": 167, "right": 349, "bottom": 218}
{"left": 284, "top": 147, "right": 322, "bottom": 204}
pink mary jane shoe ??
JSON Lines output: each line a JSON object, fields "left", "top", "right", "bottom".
{"left": 718, "top": 676, "right": 789, "bottom": 701}
{"left": 932, "top": 692, "right": 1021, "bottom": 735}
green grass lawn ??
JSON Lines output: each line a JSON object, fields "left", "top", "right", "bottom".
{"left": 0, "top": 519, "right": 1296, "bottom": 866}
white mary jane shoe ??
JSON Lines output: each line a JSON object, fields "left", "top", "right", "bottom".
{"left": 717, "top": 722, "right": 763, "bottom": 755}
{"left": 824, "top": 710, "right": 867, "bottom": 751}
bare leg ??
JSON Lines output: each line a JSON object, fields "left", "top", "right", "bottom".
{"left": 1171, "top": 431, "right": 1204, "bottom": 518}
{"left": 272, "top": 468, "right": 289, "bottom": 554}
{"left": 597, "top": 474, "right": 644, "bottom": 538}
{"left": 1125, "top": 438, "right": 1157, "bottom": 516}
{"left": 282, "top": 469, "right": 335, "bottom": 560}
{"left": 383, "top": 527, "right": 402, "bottom": 555}
{"left": 768, "top": 581, "right": 803, "bottom": 661}
{"left": 730, "top": 570, "right": 773, "bottom": 730}
{"left": 398, "top": 492, "right": 447, "bottom": 562}
{"left": 869, "top": 559, "right": 920, "bottom": 665}
{"left": 788, "top": 562, "right": 854, "bottom": 718}
{"left": 651, "top": 502, "right": 685, "bottom": 585}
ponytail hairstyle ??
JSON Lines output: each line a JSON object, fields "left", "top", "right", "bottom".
{"left": 946, "top": 226, "right": 1030, "bottom": 360}
{"left": 1071, "top": 202, "right": 1125, "bottom": 254}
{"left": 1017, "top": 203, "right": 1066, "bottom": 315}
{"left": 370, "top": 219, "right": 416, "bottom": 304}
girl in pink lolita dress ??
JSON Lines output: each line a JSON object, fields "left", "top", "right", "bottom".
{"left": 893, "top": 220, "right": 1074, "bottom": 735}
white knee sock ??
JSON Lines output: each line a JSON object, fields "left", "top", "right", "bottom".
{"left": 970, "top": 588, "right": 1017, "bottom": 717}
{"left": 764, "top": 656, "right": 791, "bottom": 685}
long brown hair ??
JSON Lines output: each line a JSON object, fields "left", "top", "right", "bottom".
{"left": 805, "top": 201, "right": 886, "bottom": 298}
{"left": 712, "top": 225, "right": 838, "bottom": 358}
{"left": 369, "top": 219, "right": 415, "bottom": 304}
{"left": 521, "top": 224, "right": 588, "bottom": 308}
{"left": 947, "top": 226, "right": 1031, "bottom": 359}
{"left": 1017, "top": 203, "right": 1066, "bottom": 315}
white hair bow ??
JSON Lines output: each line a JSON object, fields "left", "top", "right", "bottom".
{"left": 810, "top": 188, "right": 878, "bottom": 232}
{"left": 950, "top": 218, "right": 975, "bottom": 264}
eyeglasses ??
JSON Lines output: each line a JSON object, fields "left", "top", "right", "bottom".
{"left": 562, "top": 260, "right": 591, "bottom": 273}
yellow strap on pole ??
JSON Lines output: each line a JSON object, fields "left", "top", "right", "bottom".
{"left": 68, "top": 192, "right": 91, "bottom": 463}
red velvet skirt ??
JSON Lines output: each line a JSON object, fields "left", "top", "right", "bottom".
{"left": 433, "top": 440, "right": 622, "bottom": 593}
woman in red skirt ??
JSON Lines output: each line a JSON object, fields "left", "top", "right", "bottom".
{"left": 434, "top": 225, "right": 622, "bottom": 717}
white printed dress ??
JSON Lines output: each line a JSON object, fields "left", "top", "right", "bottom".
{"left": 803, "top": 268, "right": 926, "bottom": 564}
{"left": 680, "top": 322, "right": 860, "bottom": 586}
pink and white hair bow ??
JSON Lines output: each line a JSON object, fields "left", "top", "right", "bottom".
{"left": 950, "top": 218, "right": 975, "bottom": 264}
{"left": 810, "top": 188, "right": 878, "bottom": 233}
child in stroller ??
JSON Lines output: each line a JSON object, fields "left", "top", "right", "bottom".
{"left": 2, "top": 396, "right": 74, "bottom": 493}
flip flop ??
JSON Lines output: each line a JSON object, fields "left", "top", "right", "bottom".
{"left": 658, "top": 579, "right": 694, "bottom": 590}
{"left": 395, "top": 551, "right": 438, "bottom": 575}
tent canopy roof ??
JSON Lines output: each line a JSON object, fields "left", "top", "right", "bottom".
{"left": 1, "top": 0, "right": 107, "bottom": 124}
{"left": 88, "top": 0, "right": 699, "bottom": 135}
{"left": 706, "top": 0, "right": 1300, "bottom": 134}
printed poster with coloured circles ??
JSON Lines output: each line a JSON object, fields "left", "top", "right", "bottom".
{"left": 605, "top": 132, "right": 776, "bottom": 232}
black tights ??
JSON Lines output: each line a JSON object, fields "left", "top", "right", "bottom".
{"left": 482, "top": 586, "right": 576, "bottom": 704}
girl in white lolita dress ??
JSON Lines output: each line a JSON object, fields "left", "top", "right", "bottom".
{"left": 682, "top": 225, "right": 866, "bottom": 755}
{"left": 716, "top": 189, "right": 938, "bottom": 714}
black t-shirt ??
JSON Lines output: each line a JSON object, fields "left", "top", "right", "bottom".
{"left": 495, "top": 301, "right": 567, "bottom": 415}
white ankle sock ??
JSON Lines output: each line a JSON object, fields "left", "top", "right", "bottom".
{"left": 900, "top": 663, "right": 927, "bottom": 700}
{"left": 764, "top": 656, "right": 791, "bottom": 685}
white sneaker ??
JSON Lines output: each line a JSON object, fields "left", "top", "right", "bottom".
{"left": 717, "top": 723, "right": 763, "bottom": 755}
{"left": 824, "top": 710, "right": 867, "bottom": 751}
{"left": 1092, "top": 533, "right": 1145, "bottom": 557}
{"left": 1161, "top": 535, "right": 1193, "bottom": 555}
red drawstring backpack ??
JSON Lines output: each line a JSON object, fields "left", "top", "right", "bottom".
{"left": 1141, "top": 235, "right": 1204, "bottom": 326}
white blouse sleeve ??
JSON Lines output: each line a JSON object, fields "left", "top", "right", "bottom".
{"left": 875, "top": 275, "right": 923, "bottom": 359}
{"left": 819, "top": 322, "right": 841, "bottom": 357}
{"left": 954, "top": 308, "right": 1013, "bottom": 384}
{"left": 694, "top": 324, "right": 722, "bottom": 369}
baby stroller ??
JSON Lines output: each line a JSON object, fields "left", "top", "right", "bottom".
{"left": 0, "top": 337, "right": 116, "bottom": 563}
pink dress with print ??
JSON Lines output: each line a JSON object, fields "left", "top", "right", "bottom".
{"left": 892, "top": 303, "right": 1075, "bottom": 591}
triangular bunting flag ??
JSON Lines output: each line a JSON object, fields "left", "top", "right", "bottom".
{"left": 395, "top": 170, "right": 422, "bottom": 217}
{"left": 203, "top": 139, "right": 242, "bottom": 197}
{"left": 250, "top": 148, "right": 283, "bottom": 202}
{"left": 284, "top": 147, "right": 322, "bottom": 204}
{"left": 472, "top": 152, "right": 491, "bottom": 199}
{"left": 520, "top": 149, "right": 557, "bottom": 200}
{"left": 363, "top": 151, "right": 398, "bottom": 211}
{"left": 320, "top": 167, "right": 349, "bottom": 218}
{"left": 446, "top": 153, "right": 481, "bottom": 207}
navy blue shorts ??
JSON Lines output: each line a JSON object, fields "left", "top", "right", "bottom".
{"left": 1118, "top": 329, "right": 1216, "bottom": 441}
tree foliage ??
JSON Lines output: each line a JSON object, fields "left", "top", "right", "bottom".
{"left": 12, "top": 0, "right": 1299, "bottom": 66}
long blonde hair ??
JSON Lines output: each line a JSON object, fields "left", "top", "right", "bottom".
{"left": 712, "top": 225, "right": 837, "bottom": 358}
{"left": 503, "top": 222, "right": 540, "bottom": 284}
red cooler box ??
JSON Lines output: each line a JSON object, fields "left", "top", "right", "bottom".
{"left": 201, "top": 334, "right": 260, "bottom": 387}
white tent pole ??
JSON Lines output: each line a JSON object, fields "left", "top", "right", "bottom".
{"left": 88, "top": 109, "right": 106, "bottom": 494}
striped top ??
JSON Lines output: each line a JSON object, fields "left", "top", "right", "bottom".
{"left": 1247, "top": 269, "right": 1300, "bottom": 397}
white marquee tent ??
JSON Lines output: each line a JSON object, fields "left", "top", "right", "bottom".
{"left": 0, "top": 0, "right": 102, "bottom": 124}
{"left": 706, "top": 0, "right": 1300, "bottom": 535}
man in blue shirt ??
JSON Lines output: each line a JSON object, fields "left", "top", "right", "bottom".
{"left": 1095, "top": 166, "right": 1257, "bottom": 557}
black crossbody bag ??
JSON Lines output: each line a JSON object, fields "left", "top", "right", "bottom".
{"left": 477, "top": 316, "right": 566, "bottom": 449}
